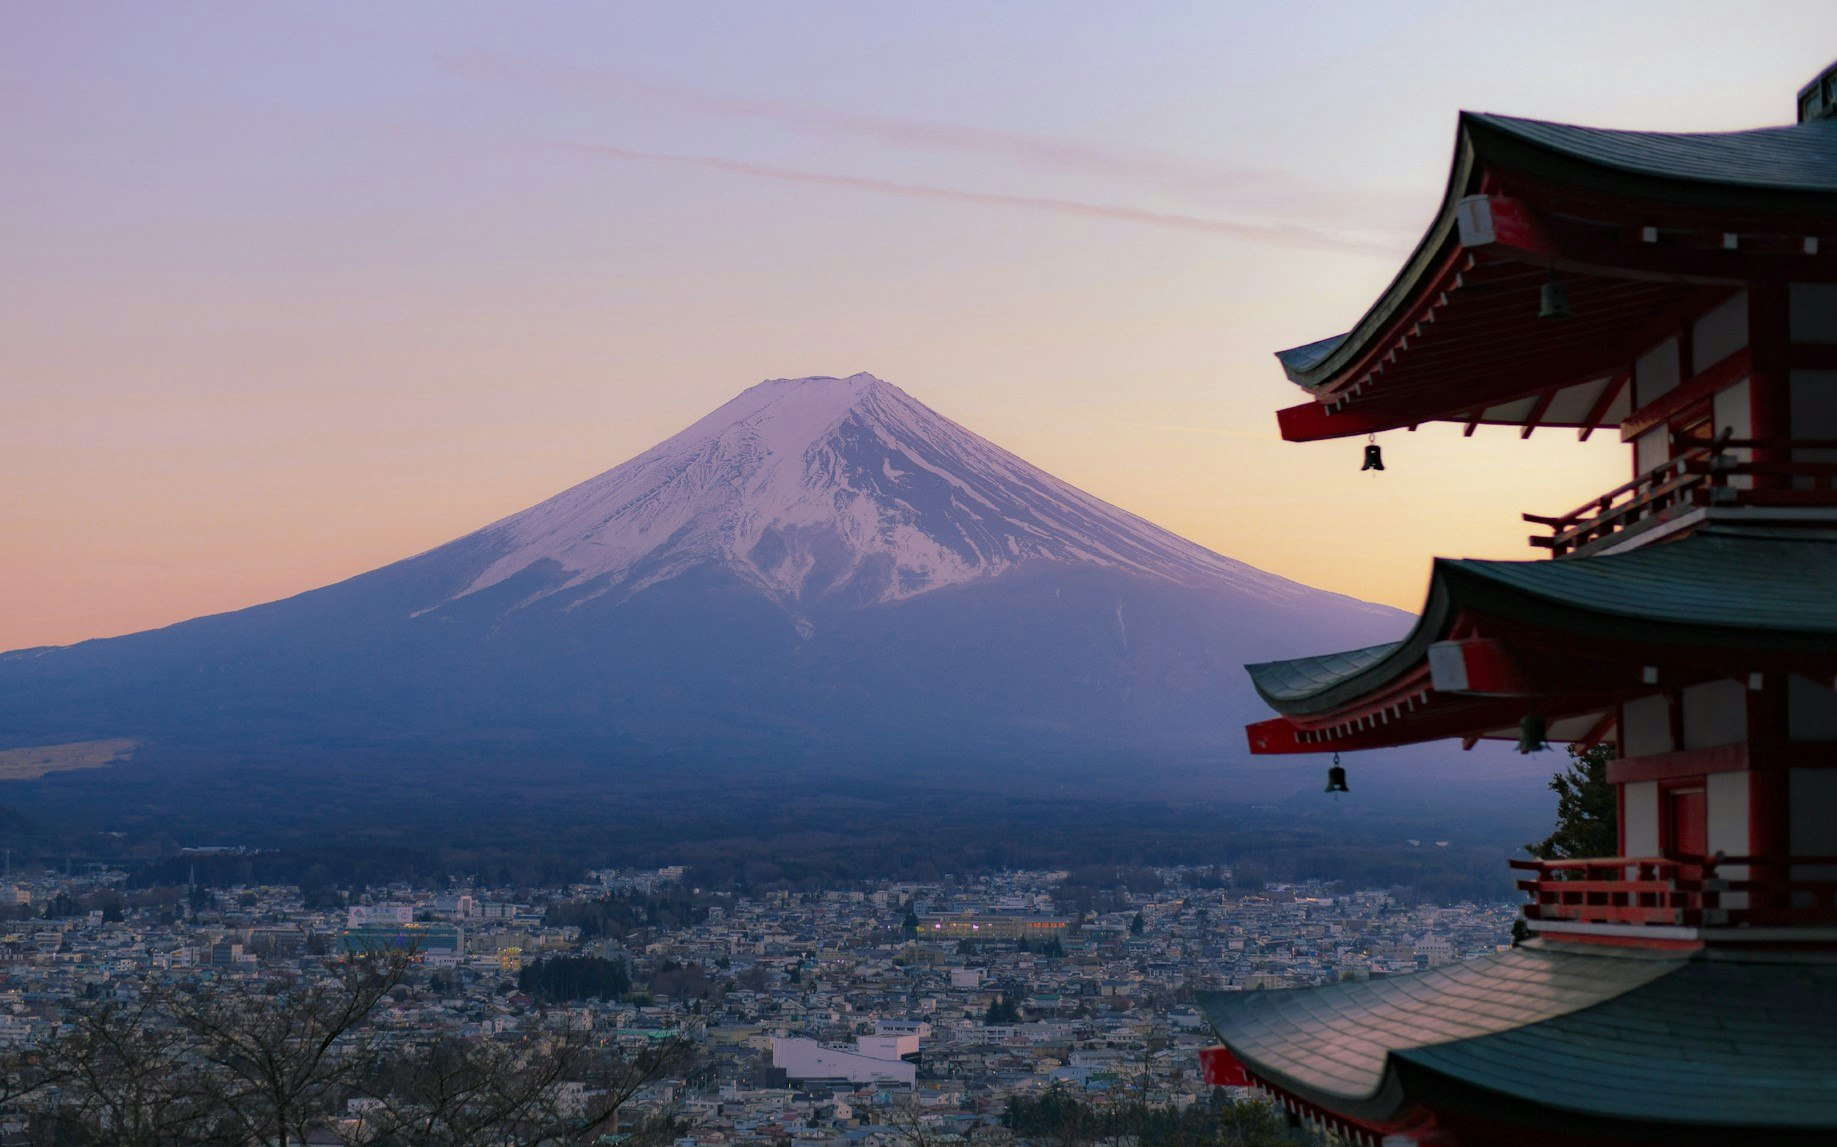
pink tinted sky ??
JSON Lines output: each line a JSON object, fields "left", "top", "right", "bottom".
{"left": 2, "top": 3, "right": 1831, "bottom": 650}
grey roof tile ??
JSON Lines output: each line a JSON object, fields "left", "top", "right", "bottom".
{"left": 1247, "top": 529, "right": 1837, "bottom": 714}
{"left": 1245, "top": 642, "right": 1400, "bottom": 703}
{"left": 1473, "top": 113, "right": 1837, "bottom": 193}
{"left": 1206, "top": 947, "right": 1837, "bottom": 1129}
{"left": 1197, "top": 945, "right": 1675, "bottom": 1113}
{"left": 1449, "top": 527, "right": 1837, "bottom": 635}
{"left": 1396, "top": 959, "right": 1837, "bottom": 1127}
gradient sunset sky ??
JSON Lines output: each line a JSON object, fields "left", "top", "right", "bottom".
{"left": 4, "top": 3, "right": 1832, "bottom": 651}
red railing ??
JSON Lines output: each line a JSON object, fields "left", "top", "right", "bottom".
{"left": 1525, "top": 436, "right": 1837, "bottom": 556}
{"left": 1513, "top": 854, "right": 1837, "bottom": 929}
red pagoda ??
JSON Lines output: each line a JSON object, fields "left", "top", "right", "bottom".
{"left": 1200, "top": 62, "right": 1837, "bottom": 1146}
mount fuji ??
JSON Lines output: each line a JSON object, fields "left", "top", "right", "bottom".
{"left": 0, "top": 374, "right": 1406, "bottom": 769}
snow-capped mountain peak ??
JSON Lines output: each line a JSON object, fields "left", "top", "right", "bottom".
{"left": 0, "top": 370, "right": 1409, "bottom": 767}
{"left": 452, "top": 373, "right": 1305, "bottom": 609}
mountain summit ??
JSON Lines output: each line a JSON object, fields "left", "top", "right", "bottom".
{"left": 453, "top": 373, "right": 1287, "bottom": 613}
{"left": 0, "top": 374, "right": 1404, "bottom": 766}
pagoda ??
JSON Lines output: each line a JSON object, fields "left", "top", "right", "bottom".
{"left": 1199, "top": 62, "right": 1837, "bottom": 1146}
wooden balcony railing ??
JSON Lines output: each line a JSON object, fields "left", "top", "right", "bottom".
{"left": 1525, "top": 435, "right": 1837, "bottom": 557}
{"left": 1512, "top": 854, "right": 1837, "bottom": 930}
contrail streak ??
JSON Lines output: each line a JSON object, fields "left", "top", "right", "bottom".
{"left": 545, "top": 140, "right": 1388, "bottom": 252}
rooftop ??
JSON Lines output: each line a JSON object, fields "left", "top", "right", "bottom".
{"left": 1201, "top": 943, "right": 1837, "bottom": 1135}
{"left": 1247, "top": 526, "right": 1837, "bottom": 729}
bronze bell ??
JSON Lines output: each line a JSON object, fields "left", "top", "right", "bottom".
{"left": 1538, "top": 279, "right": 1572, "bottom": 320}
{"left": 1517, "top": 713, "right": 1548, "bottom": 755}
{"left": 1361, "top": 443, "right": 1384, "bottom": 471}
{"left": 1325, "top": 758, "right": 1349, "bottom": 793}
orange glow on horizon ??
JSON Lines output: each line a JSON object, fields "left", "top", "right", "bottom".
{"left": 0, "top": 5, "right": 1817, "bottom": 650}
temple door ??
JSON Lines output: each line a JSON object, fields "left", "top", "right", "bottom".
{"left": 1668, "top": 786, "right": 1708, "bottom": 859}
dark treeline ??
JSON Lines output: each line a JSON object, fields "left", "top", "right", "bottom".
{"left": 1055, "top": 866, "right": 1169, "bottom": 915}
{"left": 646, "top": 958, "right": 721, "bottom": 1003}
{"left": 0, "top": 886, "right": 181, "bottom": 927}
{"left": 515, "top": 954, "right": 723, "bottom": 1006}
{"left": 984, "top": 994, "right": 1022, "bottom": 1024}
{"left": 1221, "top": 844, "right": 1508, "bottom": 905}
{"left": 543, "top": 890, "right": 718, "bottom": 941}
{"left": 1002, "top": 1085, "right": 1296, "bottom": 1147}
{"left": 95, "top": 825, "right": 1517, "bottom": 906}
{"left": 126, "top": 848, "right": 584, "bottom": 895}
{"left": 1059, "top": 866, "right": 1167, "bottom": 893}
{"left": 517, "top": 955, "right": 631, "bottom": 1003}
{"left": 95, "top": 826, "right": 1517, "bottom": 905}
{"left": 14, "top": 765, "right": 1543, "bottom": 904}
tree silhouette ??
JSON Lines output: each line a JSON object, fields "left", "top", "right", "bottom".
{"left": 1528, "top": 743, "right": 1617, "bottom": 860}
{"left": 984, "top": 994, "right": 1021, "bottom": 1024}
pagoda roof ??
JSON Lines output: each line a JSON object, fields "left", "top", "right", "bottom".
{"left": 1249, "top": 528, "right": 1837, "bottom": 721}
{"left": 1269, "top": 109, "right": 1837, "bottom": 441}
{"left": 1198, "top": 944, "right": 1674, "bottom": 1125}
{"left": 1248, "top": 642, "right": 1398, "bottom": 706}
{"left": 1470, "top": 113, "right": 1837, "bottom": 198}
{"left": 1279, "top": 112, "right": 1837, "bottom": 393}
{"left": 1200, "top": 945, "right": 1837, "bottom": 1135}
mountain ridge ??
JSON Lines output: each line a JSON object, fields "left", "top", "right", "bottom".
{"left": 433, "top": 372, "right": 1340, "bottom": 620}
{"left": 0, "top": 373, "right": 1406, "bottom": 773}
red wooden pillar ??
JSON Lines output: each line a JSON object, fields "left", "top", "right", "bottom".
{"left": 1747, "top": 675, "right": 1792, "bottom": 924}
{"left": 1742, "top": 284, "right": 1793, "bottom": 921}
{"left": 1747, "top": 282, "right": 1792, "bottom": 491}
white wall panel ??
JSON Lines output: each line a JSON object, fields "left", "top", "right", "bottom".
{"left": 1789, "top": 283, "right": 1837, "bottom": 344}
{"left": 1789, "top": 675, "right": 1837, "bottom": 741}
{"left": 1693, "top": 292, "right": 1748, "bottom": 369}
{"left": 1634, "top": 337, "right": 1681, "bottom": 407}
{"left": 1623, "top": 781, "right": 1660, "bottom": 856}
{"left": 1682, "top": 679, "right": 1747, "bottom": 750}
{"left": 1707, "top": 771, "right": 1751, "bottom": 906}
{"left": 1622, "top": 695, "right": 1673, "bottom": 757}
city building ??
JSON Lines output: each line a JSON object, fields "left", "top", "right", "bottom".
{"left": 771, "top": 1035, "right": 918, "bottom": 1086}
{"left": 0, "top": 860, "right": 1517, "bottom": 1140}
{"left": 1201, "top": 59, "right": 1837, "bottom": 1147}
{"left": 339, "top": 921, "right": 461, "bottom": 956}
{"left": 917, "top": 913, "right": 1069, "bottom": 941}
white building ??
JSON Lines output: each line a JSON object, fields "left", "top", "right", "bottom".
{"left": 772, "top": 1037, "right": 916, "bottom": 1085}
{"left": 347, "top": 904, "right": 413, "bottom": 927}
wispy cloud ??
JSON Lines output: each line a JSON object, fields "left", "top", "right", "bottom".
{"left": 545, "top": 139, "right": 1389, "bottom": 252}
{"left": 447, "top": 51, "right": 1278, "bottom": 197}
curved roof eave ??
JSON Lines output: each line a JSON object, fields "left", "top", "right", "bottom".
{"left": 1244, "top": 530, "right": 1837, "bottom": 719}
{"left": 1465, "top": 112, "right": 1837, "bottom": 210}
{"left": 1196, "top": 945, "right": 1680, "bottom": 1126}
{"left": 1436, "top": 528, "right": 1837, "bottom": 649}
{"left": 1276, "top": 112, "right": 1837, "bottom": 393}
{"left": 1246, "top": 566, "right": 1459, "bottom": 716}
{"left": 1275, "top": 113, "right": 1480, "bottom": 389}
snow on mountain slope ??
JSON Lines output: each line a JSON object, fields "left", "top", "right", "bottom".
{"left": 454, "top": 373, "right": 1322, "bottom": 611}
{"left": 0, "top": 369, "right": 1415, "bottom": 770}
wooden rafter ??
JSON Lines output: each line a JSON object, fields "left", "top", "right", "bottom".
{"left": 1519, "top": 389, "right": 1558, "bottom": 439}
{"left": 1577, "top": 371, "right": 1630, "bottom": 442}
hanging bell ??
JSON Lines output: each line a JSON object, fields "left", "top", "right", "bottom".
{"left": 1517, "top": 713, "right": 1549, "bottom": 755}
{"left": 1538, "top": 279, "right": 1572, "bottom": 320}
{"left": 1361, "top": 442, "right": 1385, "bottom": 471}
{"left": 1325, "top": 753, "right": 1349, "bottom": 793}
